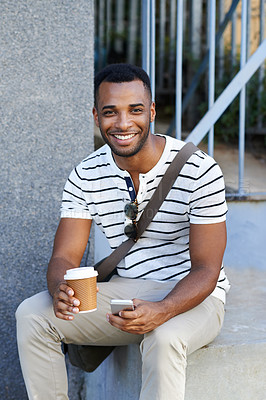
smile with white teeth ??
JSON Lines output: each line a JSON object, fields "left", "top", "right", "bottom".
{"left": 113, "top": 133, "right": 136, "bottom": 140}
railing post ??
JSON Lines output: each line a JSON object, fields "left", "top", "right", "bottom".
{"left": 218, "top": 0, "right": 225, "bottom": 80}
{"left": 106, "top": 0, "right": 112, "bottom": 65}
{"left": 97, "top": 0, "right": 105, "bottom": 70}
{"left": 114, "top": 0, "right": 125, "bottom": 54}
{"left": 142, "top": 0, "right": 155, "bottom": 134}
{"left": 208, "top": 0, "right": 216, "bottom": 157}
{"left": 128, "top": 0, "right": 139, "bottom": 64}
{"left": 158, "top": 0, "right": 166, "bottom": 90}
{"left": 169, "top": 0, "right": 177, "bottom": 88}
{"left": 175, "top": 0, "right": 184, "bottom": 140}
{"left": 142, "top": 0, "right": 150, "bottom": 75}
{"left": 150, "top": 0, "right": 156, "bottom": 106}
{"left": 239, "top": 0, "right": 248, "bottom": 196}
{"left": 258, "top": 0, "right": 265, "bottom": 130}
{"left": 231, "top": 3, "right": 237, "bottom": 72}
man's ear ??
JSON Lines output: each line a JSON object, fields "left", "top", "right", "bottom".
{"left": 92, "top": 106, "right": 99, "bottom": 127}
{"left": 150, "top": 102, "right": 156, "bottom": 123}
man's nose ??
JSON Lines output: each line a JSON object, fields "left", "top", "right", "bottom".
{"left": 115, "top": 112, "right": 132, "bottom": 131}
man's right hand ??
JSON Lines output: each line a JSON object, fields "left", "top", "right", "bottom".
{"left": 52, "top": 282, "right": 80, "bottom": 320}
{"left": 47, "top": 218, "right": 92, "bottom": 320}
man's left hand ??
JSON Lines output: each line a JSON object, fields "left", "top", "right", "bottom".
{"left": 106, "top": 299, "right": 168, "bottom": 334}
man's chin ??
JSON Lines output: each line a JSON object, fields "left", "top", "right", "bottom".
{"left": 100, "top": 128, "right": 150, "bottom": 158}
{"left": 109, "top": 146, "right": 140, "bottom": 158}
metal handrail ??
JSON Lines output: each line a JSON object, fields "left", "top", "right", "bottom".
{"left": 185, "top": 38, "right": 266, "bottom": 198}
{"left": 185, "top": 40, "right": 266, "bottom": 145}
{"left": 140, "top": 0, "right": 266, "bottom": 199}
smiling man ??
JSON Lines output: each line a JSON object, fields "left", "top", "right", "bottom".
{"left": 16, "top": 64, "right": 230, "bottom": 400}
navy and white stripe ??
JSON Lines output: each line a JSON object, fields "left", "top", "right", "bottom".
{"left": 61, "top": 134, "right": 230, "bottom": 302}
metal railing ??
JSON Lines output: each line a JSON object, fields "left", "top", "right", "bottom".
{"left": 141, "top": 0, "right": 266, "bottom": 198}
{"left": 95, "top": 0, "right": 266, "bottom": 198}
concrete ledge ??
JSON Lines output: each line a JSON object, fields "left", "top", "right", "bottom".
{"left": 85, "top": 268, "right": 266, "bottom": 399}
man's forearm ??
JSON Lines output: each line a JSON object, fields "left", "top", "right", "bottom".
{"left": 159, "top": 222, "right": 226, "bottom": 322}
{"left": 46, "top": 257, "right": 76, "bottom": 297}
{"left": 160, "top": 265, "right": 219, "bottom": 322}
{"left": 107, "top": 265, "right": 220, "bottom": 335}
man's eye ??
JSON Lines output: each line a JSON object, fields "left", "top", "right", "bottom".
{"left": 132, "top": 108, "right": 143, "bottom": 113}
{"left": 103, "top": 110, "right": 114, "bottom": 116}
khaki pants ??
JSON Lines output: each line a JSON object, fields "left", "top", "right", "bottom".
{"left": 16, "top": 276, "right": 225, "bottom": 400}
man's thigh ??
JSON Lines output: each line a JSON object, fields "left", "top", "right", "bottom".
{"left": 18, "top": 277, "right": 148, "bottom": 347}
{"left": 18, "top": 277, "right": 224, "bottom": 351}
{"left": 143, "top": 295, "right": 225, "bottom": 356}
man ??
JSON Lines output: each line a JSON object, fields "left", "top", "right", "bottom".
{"left": 16, "top": 64, "right": 230, "bottom": 400}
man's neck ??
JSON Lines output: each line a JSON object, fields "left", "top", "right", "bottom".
{"left": 113, "top": 134, "right": 165, "bottom": 174}
{"left": 113, "top": 134, "right": 165, "bottom": 194}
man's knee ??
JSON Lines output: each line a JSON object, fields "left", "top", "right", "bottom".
{"left": 140, "top": 326, "right": 188, "bottom": 396}
{"left": 16, "top": 291, "right": 52, "bottom": 319}
{"left": 16, "top": 297, "right": 31, "bottom": 322}
{"left": 16, "top": 297, "right": 36, "bottom": 349}
{"left": 141, "top": 326, "right": 187, "bottom": 363}
{"left": 16, "top": 292, "right": 54, "bottom": 345}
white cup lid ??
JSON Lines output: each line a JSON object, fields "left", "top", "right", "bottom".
{"left": 64, "top": 267, "right": 98, "bottom": 280}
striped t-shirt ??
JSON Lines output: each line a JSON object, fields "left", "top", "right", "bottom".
{"left": 61, "top": 134, "right": 230, "bottom": 303}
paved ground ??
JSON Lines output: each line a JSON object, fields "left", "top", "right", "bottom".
{"left": 218, "top": 266, "right": 266, "bottom": 345}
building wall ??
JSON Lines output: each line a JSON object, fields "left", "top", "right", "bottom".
{"left": 0, "top": 1, "right": 94, "bottom": 398}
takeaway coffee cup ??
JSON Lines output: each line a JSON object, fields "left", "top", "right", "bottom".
{"left": 64, "top": 267, "right": 98, "bottom": 313}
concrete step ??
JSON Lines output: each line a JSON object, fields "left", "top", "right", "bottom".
{"left": 84, "top": 268, "right": 266, "bottom": 400}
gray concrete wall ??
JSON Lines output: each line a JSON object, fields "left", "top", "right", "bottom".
{"left": 0, "top": 1, "right": 94, "bottom": 398}
{"left": 224, "top": 200, "right": 266, "bottom": 270}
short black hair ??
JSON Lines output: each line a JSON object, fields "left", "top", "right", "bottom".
{"left": 94, "top": 63, "right": 152, "bottom": 106}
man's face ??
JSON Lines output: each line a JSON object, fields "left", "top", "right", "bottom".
{"left": 93, "top": 80, "right": 156, "bottom": 158}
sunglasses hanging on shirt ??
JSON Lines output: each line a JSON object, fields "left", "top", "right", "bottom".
{"left": 124, "top": 177, "right": 138, "bottom": 239}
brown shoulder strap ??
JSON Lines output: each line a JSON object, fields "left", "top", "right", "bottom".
{"left": 136, "top": 142, "right": 198, "bottom": 239}
{"left": 96, "top": 142, "right": 198, "bottom": 281}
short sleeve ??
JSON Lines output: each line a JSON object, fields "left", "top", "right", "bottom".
{"left": 60, "top": 167, "right": 92, "bottom": 219}
{"left": 189, "top": 154, "right": 228, "bottom": 224}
